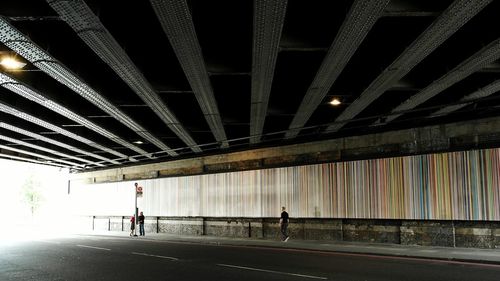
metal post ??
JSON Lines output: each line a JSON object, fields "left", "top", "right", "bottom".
{"left": 134, "top": 183, "right": 138, "bottom": 237}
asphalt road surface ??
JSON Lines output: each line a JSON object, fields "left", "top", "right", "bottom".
{"left": 1, "top": 235, "right": 499, "bottom": 281}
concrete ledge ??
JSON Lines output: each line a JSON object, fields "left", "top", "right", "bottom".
{"left": 494, "top": 229, "right": 500, "bottom": 249}
{"left": 401, "top": 221, "right": 455, "bottom": 247}
{"left": 159, "top": 217, "right": 203, "bottom": 236}
{"left": 143, "top": 218, "right": 157, "bottom": 234}
{"left": 84, "top": 216, "right": 500, "bottom": 249}
{"left": 72, "top": 216, "right": 93, "bottom": 232}
{"left": 204, "top": 219, "right": 250, "bottom": 238}
{"left": 454, "top": 221, "right": 500, "bottom": 249}
{"left": 109, "top": 217, "right": 123, "bottom": 231}
{"left": 304, "top": 219, "right": 342, "bottom": 240}
{"left": 343, "top": 220, "right": 401, "bottom": 244}
{"left": 93, "top": 217, "right": 109, "bottom": 231}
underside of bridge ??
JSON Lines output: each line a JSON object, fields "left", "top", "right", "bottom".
{"left": 0, "top": 0, "right": 500, "bottom": 172}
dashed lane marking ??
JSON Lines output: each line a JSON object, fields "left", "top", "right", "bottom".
{"left": 36, "top": 240, "right": 61, "bottom": 245}
{"left": 217, "top": 263, "right": 327, "bottom": 280}
{"left": 131, "top": 252, "right": 179, "bottom": 261}
{"left": 76, "top": 245, "right": 111, "bottom": 251}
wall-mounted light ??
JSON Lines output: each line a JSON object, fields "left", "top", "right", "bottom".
{"left": 329, "top": 98, "right": 341, "bottom": 106}
{"left": 0, "top": 57, "right": 26, "bottom": 69}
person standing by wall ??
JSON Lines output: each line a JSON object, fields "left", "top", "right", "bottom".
{"left": 129, "top": 214, "right": 135, "bottom": 236}
{"left": 138, "top": 211, "right": 145, "bottom": 236}
{"left": 279, "top": 206, "right": 289, "bottom": 242}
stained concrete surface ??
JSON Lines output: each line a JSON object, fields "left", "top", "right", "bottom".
{"left": 1, "top": 232, "right": 500, "bottom": 281}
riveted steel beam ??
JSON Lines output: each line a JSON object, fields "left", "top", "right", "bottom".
{"left": 325, "top": 0, "right": 492, "bottom": 133}
{"left": 286, "top": 0, "right": 389, "bottom": 138}
{"left": 150, "top": 0, "right": 228, "bottom": 148}
{"left": 250, "top": 0, "right": 287, "bottom": 143}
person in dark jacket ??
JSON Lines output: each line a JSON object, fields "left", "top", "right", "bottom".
{"left": 138, "top": 211, "right": 145, "bottom": 236}
{"left": 279, "top": 206, "right": 289, "bottom": 242}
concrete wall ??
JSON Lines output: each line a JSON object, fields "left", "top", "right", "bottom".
{"left": 69, "top": 117, "right": 500, "bottom": 249}
{"left": 159, "top": 217, "right": 203, "bottom": 235}
{"left": 70, "top": 116, "right": 500, "bottom": 185}
{"left": 88, "top": 216, "right": 500, "bottom": 249}
{"left": 69, "top": 148, "right": 500, "bottom": 221}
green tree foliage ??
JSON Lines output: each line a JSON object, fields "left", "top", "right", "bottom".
{"left": 21, "top": 174, "right": 44, "bottom": 217}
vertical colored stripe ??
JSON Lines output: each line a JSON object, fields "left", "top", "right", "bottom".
{"left": 73, "top": 148, "right": 500, "bottom": 221}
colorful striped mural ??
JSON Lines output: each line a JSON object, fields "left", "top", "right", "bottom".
{"left": 71, "top": 148, "right": 500, "bottom": 220}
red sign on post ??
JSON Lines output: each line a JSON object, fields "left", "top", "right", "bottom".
{"left": 136, "top": 185, "right": 143, "bottom": 197}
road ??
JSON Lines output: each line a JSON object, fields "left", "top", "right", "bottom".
{"left": 1, "top": 235, "right": 499, "bottom": 280}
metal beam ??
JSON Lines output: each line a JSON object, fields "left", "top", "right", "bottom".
{"left": 0, "top": 133, "right": 90, "bottom": 167}
{"left": 46, "top": 0, "right": 200, "bottom": 154}
{"left": 0, "top": 149, "right": 77, "bottom": 169}
{"left": 286, "top": 0, "right": 389, "bottom": 139}
{"left": 324, "top": 0, "right": 492, "bottom": 133}
{"left": 381, "top": 11, "right": 440, "bottom": 17}
{"left": 0, "top": 72, "right": 144, "bottom": 161}
{"left": 250, "top": 0, "right": 287, "bottom": 143}
{"left": 431, "top": 79, "right": 500, "bottom": 116}
{"left": 383, "top": 43, "right": 500, "bottom": 123}
{"left": 0, "top": 18, "right": 173, "bottom": 158}
{"left": 150, "top": 0, "right": 229, "bottom": 148}
{"left": 0, "top": 101, "right": 119, "bottom": 166}
{"left": 0, "top": 122, "right": 117, "bottom": 165}
{"left": 7, "top": 16, "right": 61, "bottom": 21}
{"left": 279, "top": 47, "right": 328, "bottom": 52}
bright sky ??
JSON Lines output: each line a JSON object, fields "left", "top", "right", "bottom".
{"left": 0, "top": 158, "right": 70, "bottom": 239}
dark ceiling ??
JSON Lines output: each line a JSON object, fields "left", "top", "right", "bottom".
{"left": 0, "top": 0, "right": 500, "bottom": 172}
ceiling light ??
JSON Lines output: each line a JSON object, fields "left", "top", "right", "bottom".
{"left": 324, "top": 0, "right": 491, "bottom": 134}
{"left": 0, "top": 57, "right": 26, "bottom": 69}
{"left": 329, "top": 98, "right": 341, "bottom": 106}
{"left": 286, "top": 0, "right": 389, "bottom": 140}
{"left": 133, "top": 140, "right": 144, "bottom": 144}
{"left": 0, "top": 72, "right": 146, "bottom": 159}
{"left": 0, "top": 18, "right": 172, "bottom": 158}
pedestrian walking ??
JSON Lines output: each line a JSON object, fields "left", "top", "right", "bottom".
{"left": 280, "top": 206, "right": 289, "bottom": 242}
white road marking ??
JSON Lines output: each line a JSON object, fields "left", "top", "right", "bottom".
{"left": 132, "top": 252, "right": 179, "bottom": 261}
{"left": 36, "top": 240, "right": 61, "bottom": 245}
{"left": 217, "top": 263, "right": 328, "bottom": 280}
{"left": 76, "top": 245, "right": 111, "bottom": 251}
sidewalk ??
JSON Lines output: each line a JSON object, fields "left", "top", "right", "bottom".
{"left": 84, "top": 231, "right": 500, "bottom": 265}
